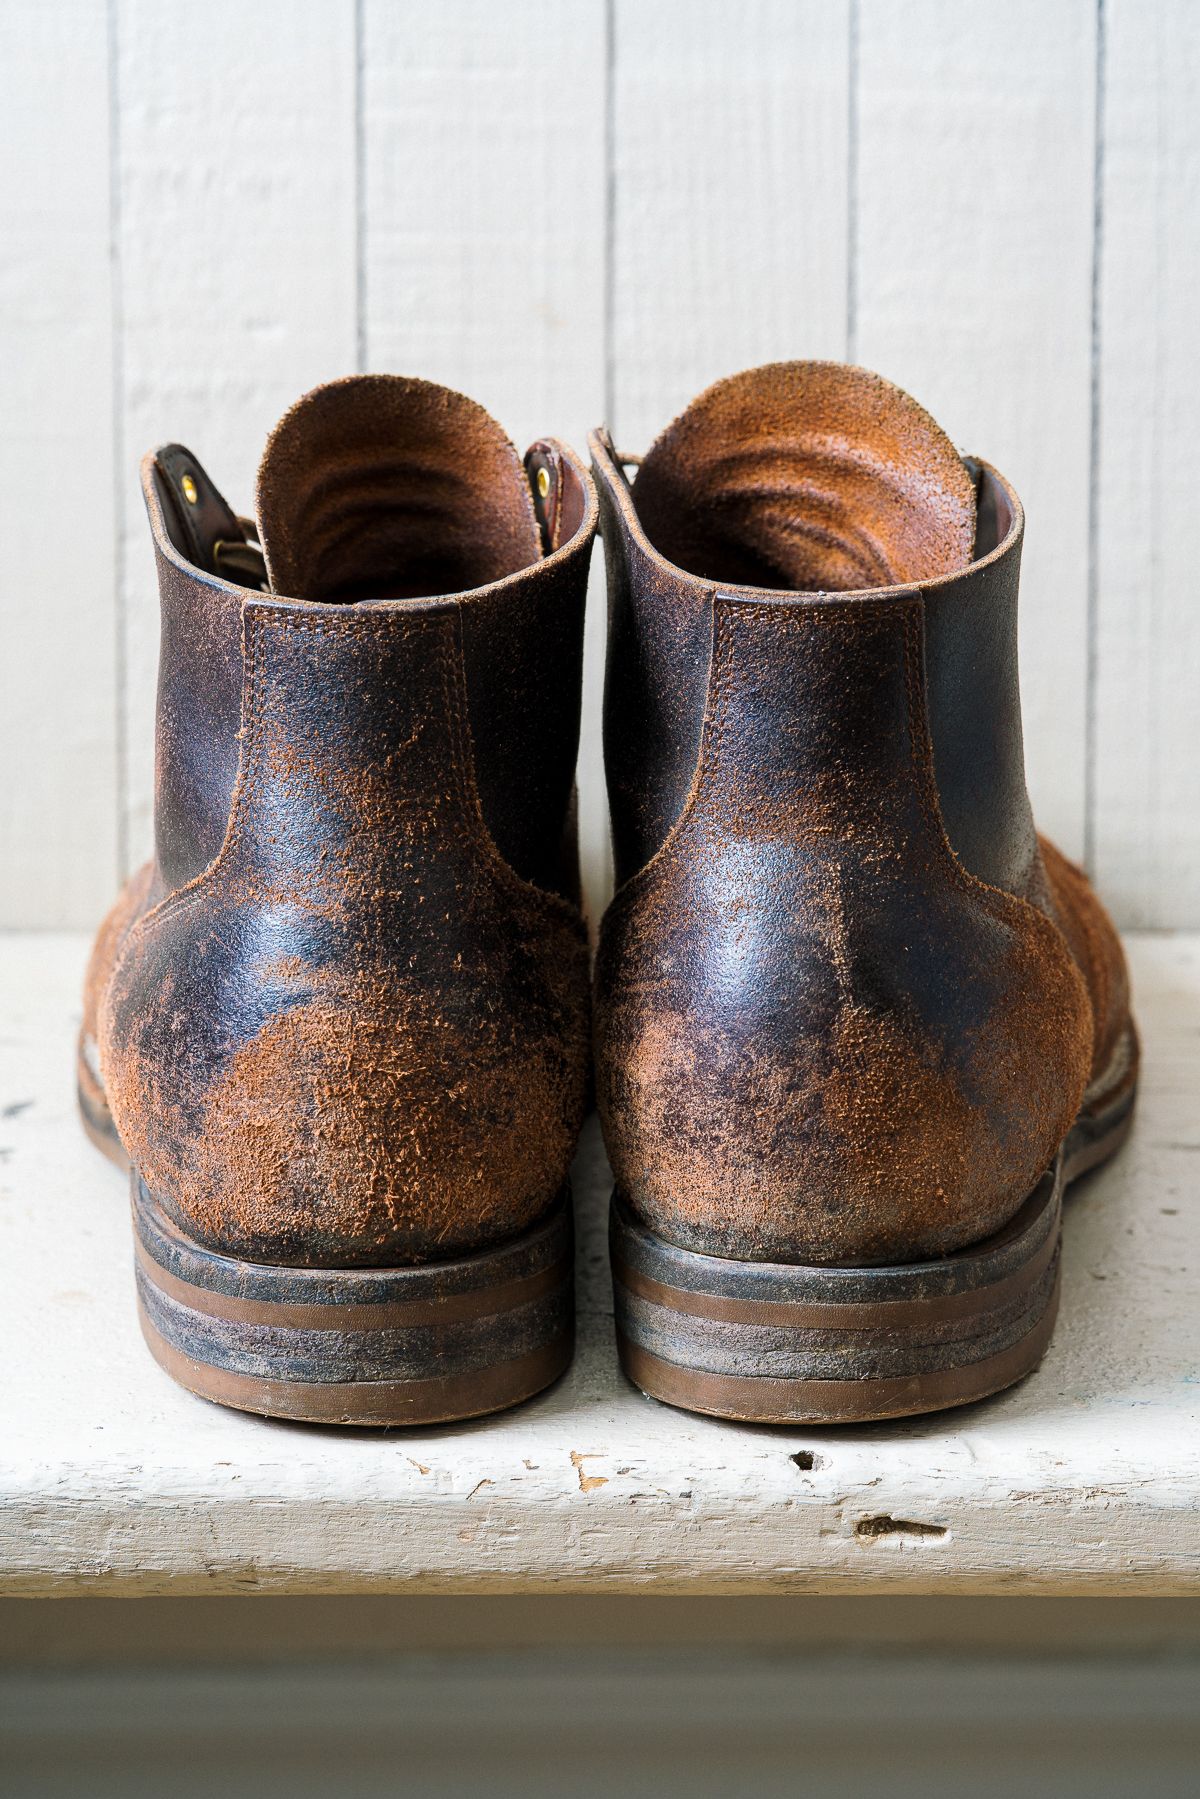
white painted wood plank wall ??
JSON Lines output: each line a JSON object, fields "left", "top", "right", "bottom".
{"left": 1, "top": 1, "right": 1196, "bottom": 929}
{"left": 0, "top": 0, "right": 117, "bottom": 926}
{"left": 611, "top": 0, "right": 850, "bottom": 447}
{"left": 1095, "top": 0, "right": 1200, "bottom": 929}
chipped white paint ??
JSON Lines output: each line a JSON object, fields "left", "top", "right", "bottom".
{"left": 0, "top": 933, "right": 1196, "bottom": 1595}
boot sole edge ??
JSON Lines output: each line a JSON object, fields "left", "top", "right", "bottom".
{"left": 612, "top": 1073, "right": 1136, "bottom": 1427}
{"left": 132, "top": 1176, "right": 574, "bottom": 1426}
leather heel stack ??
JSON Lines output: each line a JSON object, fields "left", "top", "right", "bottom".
{"left": 133, "top": 1177, "right": 574, "bottom": 1426}
{"left": 610, "top": 1167, "right": 1063, "bottom": 1425}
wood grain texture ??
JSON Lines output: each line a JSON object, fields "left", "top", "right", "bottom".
{"left": 0, "top": 931, "right": 1196, "bottom": 1595}
{"left": 610, "top": 0, "right": 851, "bottom": 451}
{"left": 112, "top": 0, "right": 358, "bottom": 872}
{"left": 363, "top": 0, "right": 606, "bottom": 456}
{"left": 0, "top": 0, "right": 117, "bottom": 927}
{"left": 854, "top": 0, "right": 1098, "bottom": 862}
{"left": 2, "top": 2, "right": 1199, "bottom": 930}
{"left": 1093, "top": 2, "right": 1200, "bottom": 927}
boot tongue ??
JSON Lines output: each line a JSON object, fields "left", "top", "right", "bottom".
{"left": 254, "top": 375, "right": 542, "bottom": 603}
{"left": 632, "top": 361, "right": 977, "bottom": 592}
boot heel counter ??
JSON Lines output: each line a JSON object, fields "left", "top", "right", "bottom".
{"left": 102, "top": 600, "right": 590, "bottom": 1266}
{"left": 596, "top": 594, "right": 1092, "bottom": 1265}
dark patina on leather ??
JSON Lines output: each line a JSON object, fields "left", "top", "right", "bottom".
{"left": 89, "top": 376, "right": 598, "bottom": 1270}
{"left": 591, "top": 362, "right": 1133, "bottom": 1269}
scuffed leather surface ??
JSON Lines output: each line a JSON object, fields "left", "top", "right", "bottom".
{"left": 921, "top": 465, "right": 1043, "bottom": 901}
{"left": 594, "top": 595, "right": 1094, "bottom": 1267}
{"left": 251, "top": 379, "right": 596, "bottom": 896}
{"left": 101, "top": 599, "right": 590, "bottom": 1267}
{"left": 255, "top": 375, "right": 542, "bottom": 603}
{"left": 629, "top": 361, "right": 977, "bottom": 590}
{"left": 148, "top": 436, "right": 596, "bottom": 904}
{"left": 593, "top": 439, "right": 714, "bottom": 888}
{"left": 80, "top": 859, "right": 154, "bottom": 1067}
{"left": 593, "top": 361, "right": 982, "bottom": 893}
{"left": 90, "top": 377, "right": 597, "bottom": 1268}
{"left": 593, "top": 419, "right": 1039, "bottom": 903}
{"left": 593, "top": 364, "right": 1132, "bottom": 1267}
{"left": 1041, "top": 836, "right": 1132, "bottom": 1086}
{"left": 151, "top": 528, "right": 246, "bottom": 894}
{"left": 457, "top": 453, "right": 595, "bottom": 896}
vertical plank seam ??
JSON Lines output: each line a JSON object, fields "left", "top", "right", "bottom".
{"left": 107, "top": 0, "right": 128, "bottom": 884}
{"left": 845, "top": 0, "right": 860, "bottom": 364}
{"left": 603, "top": 0, "right": 616, "bottom": 432}
{"left": 1084, "top": 0, "right": 1107, "bottom": 878}
{"left": 354, "top": 0, "right": 367, "bottom": 372}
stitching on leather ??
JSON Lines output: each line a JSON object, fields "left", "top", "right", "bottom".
{"left": 705, "top": 599, "right": 734, "bottom": 816}
{"left": 604, "top": 592, "right": 1092, "bottom": 1048}
{"left": 902, "top": 602, "right": 1041, "bottom": 908}
{"left": 1042, "top": 839, "right": 1115, "bottom": 1062}
{"left": 125, "top": 605, "right": 394, "bottom": 935}
{"left": 212, "top": 604, "right": 442, "bottom": 881}
{"left": 131, "top": 602, "right": 267, "bottom": 935}
{"left": 604, "top": 596, "right": 924, "bottom": 925}
{"left": 436, "top": 607, "right": 586, "bottom": 931}
{"left": 254, "top": 606, "right": 581, "bottom": 928}
{"left": 602, "top": 595, "right": 723, "bottom": 920}
{"left": 140, "top": 600, "right": 583, "bottom": 938}
{"left": 251, "top": 608, "right": 444, "bottom": 639}
{"left": 897, "top": 602, "right": 1092, "bottom": 1063}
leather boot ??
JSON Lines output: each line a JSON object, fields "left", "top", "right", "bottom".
{"left": 80, "top": 376, "right": 597, "bottom": 1425}
{"left": 591, "top": 362, "right": 1136, "bottom": 1424}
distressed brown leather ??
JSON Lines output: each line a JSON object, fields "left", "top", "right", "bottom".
{"left": 1040, "top": 835, "right": 1132, "bottom": 1091}
{"left": 88, "top": 376, "right": 597, "bottom": 1267}
{"left": 591, "top": 362, "right": 1132, "bottom": 1267}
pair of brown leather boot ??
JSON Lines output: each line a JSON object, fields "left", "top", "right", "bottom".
{"left": 80, "top": 365, "right": 1136, "bottom": 1428}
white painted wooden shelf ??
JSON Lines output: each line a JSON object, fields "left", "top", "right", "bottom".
{"left": 1, "top": 932, "right": 1197, "bottom": 1595}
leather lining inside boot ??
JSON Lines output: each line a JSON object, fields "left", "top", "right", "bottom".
{"left": 254, "top": 375, "right": 543, "bottom": 603}
{"left": 629, "top": 361, "right": 978, "bottom": 592}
